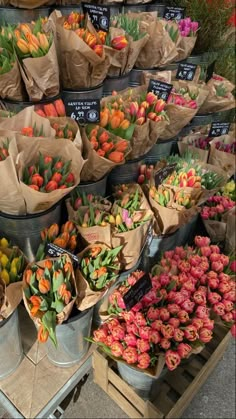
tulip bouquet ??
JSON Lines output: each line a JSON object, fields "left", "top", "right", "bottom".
{"left": 35, "top": 221, "right": 78, "bottom": 261}
{"left": 201, "top": 195, "right": 235, "bottom": 244}
{"left": 176, "top": 17, "right": 199, "bottom": 61}
{"left": 69, "top": 191, "right": 111, "bottom": 212}
{"left": 137, "top": 164, "right": 154, "bottom": 185}
{"left": 20, "top": 124, "right": 45, "bottom": 138}
{"left": 23, "top": 254, "right": 77, "bottom": 346}
{"left": 56, "top": 11, "right": 110, "bottom": 89}
{"left": 81, "top": 125, "right": 131, "bottom": 182}
{"left": 199, "top": 73, "right": 235, "bottom": 114}
{"left": 90, "top": 236, "right": 235, "bottom": 375}
{"left": 0, "top": 238, "right": 27, "bottom": 322}
{"left": 209, "top": 135, "right": 236, "bottom": 177}
{"left": 0, "top": 139, "right": 9, "bottom": 161}
{"left": 148, "top": 184, "right": 201, "bottom": 234}
{"left": 0, "top": 31, "right": 25, "bottom": 101}
{"left": 221, "top": 181, "right": 236, "bottom": 202}
{"left": 35, "top": 99, "right": 66, "bottom": 118}
{"left": 178, "top": 134, "right": 212, "bottom": 163}
{"left": 161, "top": 81, "right": 209, "bottom": 140}
{"left": 76, "top": 244, "right": 122, "bottom": 310}
{"left": 74, "top": 206, "right": 112, "bottom": 247}
{"left": 13, "top": 20, "right": 59, "bottom": 100}
{"left": 101, "top": 88, "right": 169, "bottom": 158}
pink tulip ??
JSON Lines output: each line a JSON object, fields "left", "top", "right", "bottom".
{"left": 165, "top": 350, "right": 181, "bottom": 371}
{"left": 124, "top": 333, "right": 137, "bottom": 347}
{"left": 177, "top": 343, "right": 192, "bottom": 358}
{"left": 111, "top": 342, "right": 124, "bottom": 357}
{"left": 137, "top": 352, "right": 151, "bottom": 369}
{"left": 122, "top": 347, "right": 138, "bottom": 364}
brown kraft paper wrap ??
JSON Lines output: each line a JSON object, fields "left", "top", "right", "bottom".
{"left": 0, "top": 133, "right": 26, "bottom": 215}
{"left": 176, "top": 36, "right": 197, "bottom": 62}
{"left": 160, "top": 82, "right": 209, "bottom": 140}
{"left": 19, "top": 41, "right": 60, "bottom": 101}
{"left": 17, "top": 138, "right": 85, "bottom": 214}
{"left": 135, "top": 15, "right": 164, "bottom": 69}
{"left": 158, "top": 20, "right": 180, "bottom": 67}
{"left": 111, "top": 216, "right": 152, "bottom": 270}
{"left": 6, "top": 0, "right": 55, "bottom": 8}
{"left": 80, "top": 128, "right": 130, "bottom": 182}
{"left": 0, "top": 59, "right": 25, "bottom": 101}
{"left": 56, "top": 17, "right": 109, "bottom": 89}
{"left": 199, "top": 75, "right": 235, "bottom": 114}
{"left": 47, "top": 116, "right": 82, "bottom": 148}
{"left": 178, "top": 134, "right": 210, "bottom": 163}
{"left": 77, "top": 224, "right": 112, "bottom": 247}
{"left": 224, "top": 207, "right": 236, "bottom": 254}
{"left": 0, "top": 246, "right": 27, "bottom": 321}
{"left": 22, "top": 255, "right": 77, "bottom": 330}
{"left": 202, "top": 206, "right": 235, "bottom": 244}
{"left": 125, "top": 33, "right": 150, "bottom": 74}
{"left": 209, "top": 135, "right": 236, "bottom": 178}
{"left": 76, "top": 244, "right": 120, "bottom": 311}
{"left": 105, "top": 28, "right": 129, "bottom": 77}
{"left": 0, "top": 106, "right": 55, "bottom": 138}
{"left": 113, "top": 183, "right": 151, "bottom": 212}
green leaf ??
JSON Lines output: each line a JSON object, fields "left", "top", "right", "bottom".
{"left": 24, "top": 287, "right": 31, "bottom": 300}
{"left": 52, "top": 270, "right": 64, "bottom": 292}
{"left": 40, "top": 298, "right": 49, "bottom": 312}
{"left": 55, "top": 298, "right": 65, "bottom": 314}
{"left": 42, "top": 311, "right": 57, "bottom": 347}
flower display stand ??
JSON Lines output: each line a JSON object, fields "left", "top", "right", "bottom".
{"left": 92, "top": 324, "right": 231, "bottom": 419}
{"left": 0, "top": 305, "right": 94, "bottom": 418}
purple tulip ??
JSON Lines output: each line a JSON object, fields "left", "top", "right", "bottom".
{"left": 122, "top": 209, "right": 129, "bottom": 223}
{"left": 191, "top": 21, "right": 199, "bottom": 33}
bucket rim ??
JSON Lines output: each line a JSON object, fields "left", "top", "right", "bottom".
{"left": 2, "top": 93, "right": 61, "bottom": 106}
{"left": 62, "top": 83, "right": 104, "bottom": 93}
{"left": 59, "top": 307, "right": 92, "bottom": 326}
{"left": 0, "top": 198, "right": 62, "bottom": 220}
{"left": 0, "top": 6, "right": 51, "bottom": 10}
{"left": 105, "top": 73, "right": 130, "bottom": 81}
{"left": 78, "top": 173, "right": 108, "bottom": 186}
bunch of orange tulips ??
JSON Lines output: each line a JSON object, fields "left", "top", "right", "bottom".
{"left": 14, "top": 21, "right": 52, "bottom": 58}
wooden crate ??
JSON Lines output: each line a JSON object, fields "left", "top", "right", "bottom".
{"left": 92, "top": 325, "right": 232, "bottom": 419}
{"left": 0, "top": 305, "right": 93, "bottom": 418}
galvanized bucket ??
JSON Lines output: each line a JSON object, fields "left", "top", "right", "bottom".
{"left": 62, "top": 84, "right": 104, "bottom": 102}
{"left": 117, "top": 361, "right": 167, "bottom": 400}
{"left": 123, "top": 3, "right": 148, "bottom": 13}
{"left": 144, "top": 139, "right": 176, "bottom": 164}
{"left": 0, "top": 6, "right": 51, "bottom": 26}
{"left": 0, "top": 309, "right": 23, "bottom": 380}
{"left": 46, "top": 308, "right": 93, "bottom": 368}
{"left": 54, "top": 5, "right": 82, "bottom": 15}
{"left": 75, "top": 174, "right": 108, "bottom": 197}
{"left": 103, "top": 73, "right": 130, "bottom": 97}
{"left": 146, "top": 2, "right": 166, "bottom": 16}
{"left": 107, "top": 153, "right": 149, "bottom": 189}
{"left": 190, "top": 109, "right": 236, "bottom": 127}
{"left": 92, "top": 256, "right": 142, "bottom": 328}
{"left": 0, "top": 200, "right": 62, "bottom": 262}
{"left": 0, "top": 94, "right": 61, "bottom": 115}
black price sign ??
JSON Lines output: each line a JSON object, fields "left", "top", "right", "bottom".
{"left": 65, "top": 99, "right": 100, "bottom": 125}
{"left": 209, "top": 122, "right": 230, "bottom": 137}
{"left": 164, "top": 6, "right": 185, "bottom": 22}
{"left": 123, "top": 273, "right": 152, "bottom": 311}
{"left": 176, "top": 63, "right": 197, "bottom": 81}
{"left": 46, "top": 243, "right": 80, "bottom": 267}
{"left": 155, "top": 163, "right": 177, "bottom": 186}
{"left": 148, "top": 79, "right": 173, "bottom": 102}
{"left": 82, "top": 2, "right": 110, "bottom": 32}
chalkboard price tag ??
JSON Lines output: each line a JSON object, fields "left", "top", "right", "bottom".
{"left": 82, "top": 2, "right": 110, "bottom": 32}
{"left": 155, "top": 163, "right": 177, "bottom": 186}
{"left": 65, "top": 99, "right": 100, "bottom": 125}
{"left": 176, "top": 63, "right": 197, "bottom": 81}
{"left": 164, "top": 6, "right": 185, "bottom": 22}
{"left": 46, "top": 243, "right": 80, "bottom": 267}
{"left": 148, "top": 79, "right": 173, "bottom": 102}
{"left": 123, "top": 273, "right": 152, "bottom": 311}
{"left": 209, "top": 122, "right": 230, "bottom": 137}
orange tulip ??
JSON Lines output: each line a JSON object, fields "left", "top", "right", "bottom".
{"left": 97, "top": 267, "right": 107, "bottom": 277}
{"left": 58, "top": 283, "right": 71, "bottom": 305}
{"left": 37, "top": 33, "right": 49, "bottom": 51}
{"left": 93, "top": 44, "right": 103, "bottom": 57}
{"left": 36, "top": 268, "right": 45, "bottom": 281}
{"left": 61, "top": 221, "right": 75, "bottom": 234}
{"left": 25, "top": 269, "right": 33, "bottom": 285}
{"left": 47, "top": 224, "right": 59, "bottom": 241}
{"left": 29, "top": 41, "right": 39, "bottom": 55}
{"left": 90, "top": 127, "right": 98, "bottom": 137}
{"left": 21, "top": 126, "right": 33, "bottom": 137}
{"left": 37, "top": 325, "right": 49, "bottom": 343}
{"left": 38, "top": 278, "right": 51, "bottom": 294}
{"left": 100, "top": 110, "right": 109, "bottom": 128}
{"left": 19, "top": 23, "right": 32, "bottom": 36}
{"left": 108, "top": 151, "right": 124, "bottom": 163}
{"left": 14, "top": 29, "right": 21, "bottom": 40}
{"left": 26, "top": 32, "right": 40, "bottom": 46}
{"left": 119, "top": 119, "right": 130, "bottom": 130}
{"left": 17, "top": 39, "right": 29, "bottom": 54}
{"left": 44, "top": 260, "right": 53, "bottom": 270}
{"left": 60, "top": 232, "right": 70, "bottom": 245}
{"left": 115, "top": 140, "right": 128, "bottom": 152}
{"left": 68, "top": 235, "right": 77, "bottom": 251}
{"left": 53, "top": 237, "right": 67, "bottom": 249}
{"left": 99, "top": 131, "right": 110, "bottom": 144}
{"left": 110, "top": 115, "right": 121, "bottom": 129}
{"left": 30, "top": 296, "right": 42, "bottom": 306}
{"left": 90, "top": 246, "right": 102, "bottom": 258}
{"left": 64, "top": 262, "right": 73, "bottom": 274}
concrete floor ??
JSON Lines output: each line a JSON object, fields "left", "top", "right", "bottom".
{"left": 60, "top": 339, "right": 236, "bottom": 419}
{"left": 0, "top": 339, "right": 235, "bottom": 418}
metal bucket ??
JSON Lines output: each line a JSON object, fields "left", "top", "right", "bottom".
{"left": 146, "top": 3, "right": 166, "bottom": 16}
{"left": 0, "top": 309, "right": 23, "bottom": 380}
{"left": 107, "top": 154, "right": 146, "bottom": 189}
{"left": 103, "top": 73, "right": 130, "bottom": 97}
{"left": 117, "top": 361, "right": 167, "bottom": 400}
{"left": 0, "top": 200, "right": 62, "bottom": 262}
{"left": 123, "top": 3, "right": 148, "bottom": 13}
{"left": 46, "top": 308, "right": 93, "bottom": 368}
{"left": 62, "top": 84, "right": 103, "bottom": 102}
{"left": 0, "top": 93, "right": 61, "bottom": 115}
{"left": 144, "top": 139, "right": 176, "bottom": 164}
{"left": 0, "top": 6, "right": 50, "bottom": 25}
{"left": 54, "top": 5, "right": 82, "bottom": 15}
{"left": 75, "top": 174, "right": 108, "bottom": 197}
{"left": 190, "top": 109, "right": 236, "bottom": 127}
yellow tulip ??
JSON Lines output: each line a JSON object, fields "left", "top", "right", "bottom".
{"left": 0, "top": 238, "right": 9, "bottom": 248}
{"left": 1, "top": 269, "right": 10, "bottom": 285}
{"left": 17, "top": 39, "right": 30, "bottom": 54}
{"left": 0, "top": 254, "right": 9, "bottom": 268}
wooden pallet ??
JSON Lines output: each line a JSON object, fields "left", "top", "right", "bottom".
{"left": 0, "top": 305, "right": 93, "bottom": 418}
{"left": 92, "top": 324, "right": 232, "bottom": 419}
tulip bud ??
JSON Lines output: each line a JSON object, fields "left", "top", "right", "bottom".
{"left": 129, "top": 101, "right": 139, "bottom": 117}
{"left": 136, "top": 117, "right": 145, "bottom": 125}
{"left": 17, "top": 39, "right": 30, "bottom": 54}
{"left": 146, "top": 92, "right": 157, "bottom": 105}
{"left": 136, "top": 106, "right": 146, "bottom": 119}
{"left": 155, "top": 99, "right": 165, "bottom": 113}
{"left": 115, "top": 214, "right": 122, "bottom": 226}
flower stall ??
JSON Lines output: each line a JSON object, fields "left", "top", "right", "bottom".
{"left": 0, "top": 0, "right": 235, "bottom": 418}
